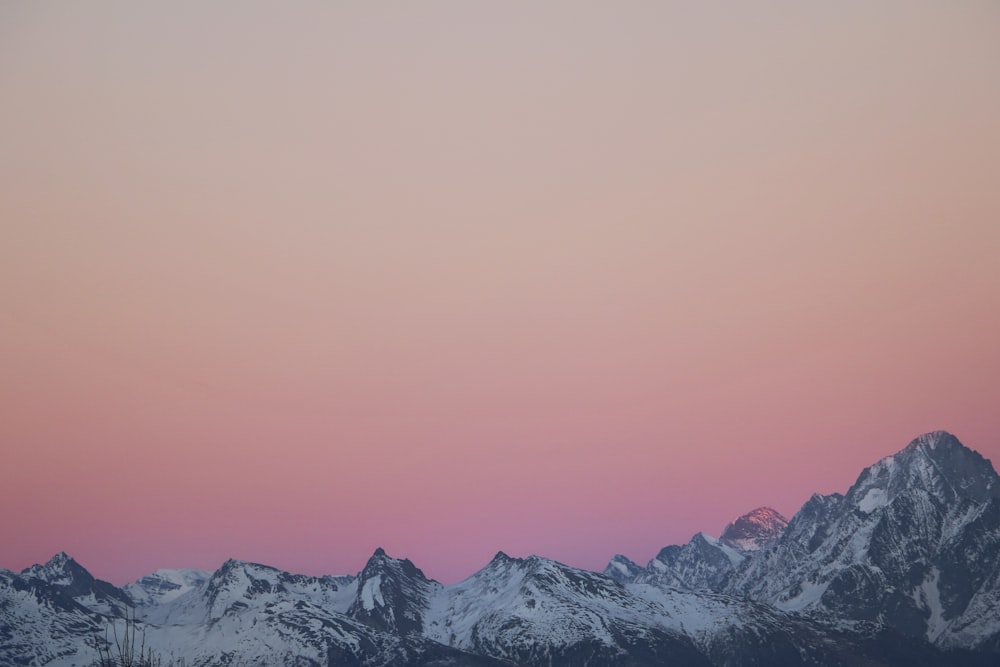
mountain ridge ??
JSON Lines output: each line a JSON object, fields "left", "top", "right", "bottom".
{"left": 3, "top": 430, "right": 999, "bottom": 666}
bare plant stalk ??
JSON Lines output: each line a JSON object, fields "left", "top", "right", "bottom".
{"left": 92, "top": 606, "right": 164, "bottom": 667}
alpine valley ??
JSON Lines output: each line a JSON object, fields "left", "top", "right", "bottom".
{"left": 3, "top": 431, "right": 999, "bottom": 666}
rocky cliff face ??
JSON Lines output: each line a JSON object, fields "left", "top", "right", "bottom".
{"left": 724, "top": 431, "right": 1000, "bottom": 650}
{"left": 605, "top": 507, "right": 789, "bottom": 592}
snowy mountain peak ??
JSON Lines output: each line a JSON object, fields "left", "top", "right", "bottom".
{"left": 847, "top": 431, "right": 999, "bottom": 513}
{"left": 48, "top": 551, "right": 71, "bottom": 566}
{"left": 361, "top": 548, "right": 430, "bottom": 582}
{"left": 216, "top": 557, "right": 246, "bottom": 573}
{"left": 218, "top": 557, "right": 260, "bottom": 571}
{"left": 909, "top": 430, "right": 960, "bottom": 451}
{"left": 425, "top": 552, "right": 714, "bottom": 666}
{"left": 348, "top": 549, "right": 440, "bottom": 635}
{"left": 202, "top": 558, "right": 360, "bottom": 625}
{"left": 21, "top": 552, "right": 83, "bottom": 584}
{"left": 603, "top": 554, "right": 643, "bottom": 583}
{"left": 898, "top": 431, "right": 988, "bottom": 469}
{"left": 125, "top": 568, "right": 211, "bottom": 607}
{"left": 722, "top": 432, "right": 1000, "bottom": 650}
{"left": 20, "top": 552, "right": 132, "bottom": 613}
{"left": 720, "top": 507, "right": 789, "bottom": 551}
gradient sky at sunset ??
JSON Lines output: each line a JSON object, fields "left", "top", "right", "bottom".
{"left": 2, "top": 1, "right": 999, "bottom": 585}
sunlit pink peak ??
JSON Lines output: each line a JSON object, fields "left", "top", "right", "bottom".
{"left": 719, "top": 507, "right": 788, "bottom": 551}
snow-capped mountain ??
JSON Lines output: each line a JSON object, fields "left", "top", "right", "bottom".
{"left": 604, "top": 508, "right": 788, "bottom": 591}
{"left": 10, "top": 555, "right": 505, "bottom": 666}
{"left": 139, "top": 557, "right": 499, "bottom": 666}
{"left": 604, "top": 553, "right": 645, "bottom": 583}
{"left": 3, "top": 430, "right": 999, "bottom": 665}
{"left": 347, "top": 548, "right": 441, "bottom": 636}
{"left": 201, "top": 558, "right": 357, "bottom": 623}
{"left": 420, "top": 551, "right": 903, "bottom": 666}
{"left": 20, "top": 551, "right": 132, "bottom": 615}
{"left": 606, "top": 431, "right": 1000, "bottom": 653}
{"left": 639, "top": 532, "right": 744, "bottom": 591}
{"left": 719, "top": 507, "right": 789, "bottom": 551}
{"left": 0, "top": 564, "right": 103, "bottom": 666}
{"left": 725, "top": 431, "right": 1000, "bottom": 651}
{"left": 123, "top": 568, "right": 210, "bottom": 607}
{"left": 423, "top": 551, "right": 710, "bottom": 665}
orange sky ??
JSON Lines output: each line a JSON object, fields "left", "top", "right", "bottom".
{"left": 2, "top": 1, "right": 999, "bottom": 584}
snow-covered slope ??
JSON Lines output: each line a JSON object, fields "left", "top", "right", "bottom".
{"left": 0, "top": 566, "right": 103, "bottom": 666}
{"left": 423, "top": 551, "right": 921, "bottom": 666}
{"left": 123, "top": 568, "right": 210, "bottom": 607}
{"left": 423, "top": 552, "right": 710, "bottom": 666}
{"left": 2, "top": 555, "right": 502, "bottom": 666}
{"left": 640, "top": 532, "right": 745, "bottom": 590}
{"left": 202, "top": 558, "right": 358, "bottom": 622}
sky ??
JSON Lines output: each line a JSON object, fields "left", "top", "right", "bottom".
{"left": 2, "top": 1, "right": 999, "bottom": 586}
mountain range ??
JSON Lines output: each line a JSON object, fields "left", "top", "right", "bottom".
{"left": 3, "top": 430, "right": 998, "bottom": 666}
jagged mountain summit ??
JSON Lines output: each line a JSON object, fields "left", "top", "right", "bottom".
{"left": 726, "top": 430, "right": 1000, "bottom": 650}
{"left": 604, "top": 507, "right": 788, "bottom": 591}
{"left": 609, "top": 430, "right": 1000, "bottom": 654}
{"left": 421, "top": 551, "right": 710, "bottom": 665}
{"left": 347, "top": 547, "right": 441, "bottom": 636}
{"left": 720, "top": 507, "right": 789, "bottom": 550}
{"left": 0, "top": 549, "right": 883, "bottom": 667}
{"left": 1, "top": 552, "right": 504, "bottom": 666}
{"left": 19, "top": 551, "right": 133, "bottom": 615}
{"left": 2, "top": 430, "right": 998, "bottom": 666}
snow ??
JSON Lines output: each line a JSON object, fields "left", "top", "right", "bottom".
{"left": 918, "top": 568, "right": 948, "bottom": 641}
{"left": 423, "top": 554, "right": 686, "bottom": 655}
{"left": 125, "top": 568, "right": 211, "bottom": 606}
{"left": 361, "top": 574, "right": 384, "bottom": 610}
{"left": 609, "top": 558, "right": 633, "bottom": 577}
{"left": 775, "top": 581, "right": 829, "bottom": 612}
{"left": 858, "top": 487, "right": 888, "bottom": 513}
{"left": 626, "top": 583, "right": 733, "bottom": 636}
{"left": 715, "top": 539, "right": 747, "bottom": 566}
{"left": 725, "top": 537, "right": 763, "bottom": 550}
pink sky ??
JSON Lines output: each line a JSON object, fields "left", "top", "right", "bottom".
{"left": 2, "top": 1, "right": 999, "bottom": 585}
